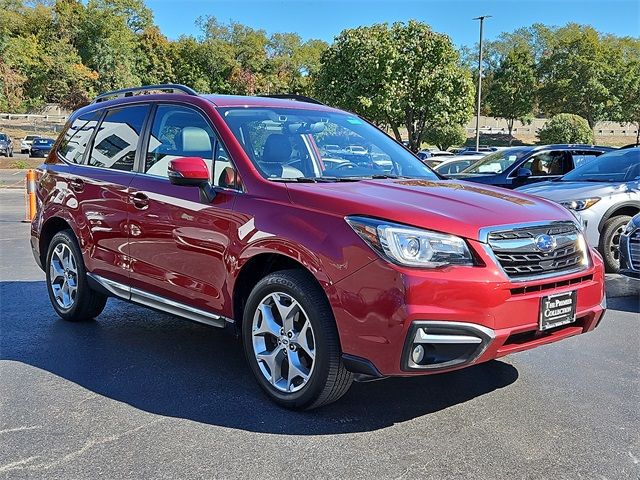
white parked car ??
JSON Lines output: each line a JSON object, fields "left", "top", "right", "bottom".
{"left": 20, "top": 135, "right": 39, "bottom": 154}
{"left": 434, "top": 155, "right": 485, "bottom": 175}
{"left": 517, "top": 147, "right": 640, "bottom": 272}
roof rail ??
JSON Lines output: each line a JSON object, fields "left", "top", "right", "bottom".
{"left": 259, "top": 94, "right": 325, "bottom": 106}
{"left": 92, "top": 84, "right": 198, "bottom": 104}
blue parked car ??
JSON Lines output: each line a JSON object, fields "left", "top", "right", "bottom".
{"left": 448, "top": 144, "right": 613, "bottom": 189}
{"left": 30, "top": 137, "right": 55, "bottom": 158}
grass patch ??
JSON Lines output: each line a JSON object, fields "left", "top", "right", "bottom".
{"left": 9, "top": 160, "right": 30, "bottom": 169}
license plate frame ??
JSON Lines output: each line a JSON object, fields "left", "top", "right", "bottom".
{"left": 539, "top": 291, "right": 577, "bottom": 331}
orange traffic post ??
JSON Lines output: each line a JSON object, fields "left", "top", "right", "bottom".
{"left": 22, "top": 169, "right": 37, "bottom": 223}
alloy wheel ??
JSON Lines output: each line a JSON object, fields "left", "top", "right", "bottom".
{"left": 610, "top": 225, "right": 625, "bottom": 264}
{"left": 251, "top": 292, "right": 316, "bottom": 393}
{"left": 49, "top": 243, "right": 78, "bottom": 309}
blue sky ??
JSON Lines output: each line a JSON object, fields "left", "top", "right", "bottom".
{"left": 147, "top": 0, "right": 639, "bottom": 47}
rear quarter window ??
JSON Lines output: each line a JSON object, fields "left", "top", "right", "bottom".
{"left": 58, "top": 111, "right": 102, "bottom": 164}
{"left": 88, "top": 105, "right": 150, "bottom": 171}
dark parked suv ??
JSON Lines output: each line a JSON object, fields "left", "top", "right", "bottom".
{"left": 449, "top": 144, "right": 612, "bottom": 189}
{"left": 31, "top": 85, "right": 606, "bottom": 409}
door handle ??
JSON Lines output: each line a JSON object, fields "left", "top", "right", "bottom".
{"left": 131, "top": 191, "right": 149, "bottom": 210}
{"left": 69, "top": 178, "right": 84, "bottom": 193}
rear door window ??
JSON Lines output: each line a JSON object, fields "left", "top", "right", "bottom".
{"left": 58, "top": 111, "right": 102, "bottom": 164}
{"left": 88, "top": 105, "right": 150, "bottom": 171}
{"left": 571, "top": 151, "right": 600, "bottom": 168}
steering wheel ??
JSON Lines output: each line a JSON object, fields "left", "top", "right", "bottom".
{"left": 334, "top": 161, "right": 360, "bottom": 170}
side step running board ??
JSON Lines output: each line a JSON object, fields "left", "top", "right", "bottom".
{"left": 87, "top": 273, "right": 229, "bottom": 328}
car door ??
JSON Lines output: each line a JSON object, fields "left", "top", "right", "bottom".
{"left": 127, "top": 103, "right": 241, "bottom": 315}
{"left": 512, "top": 150, "right": 572, "bottom": 187}
{"left": 64, "top": 104, "right": 150, "bottom": 285}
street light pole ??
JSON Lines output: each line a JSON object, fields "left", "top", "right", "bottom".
{"left": 473, "top": 15, "right": 491, "bottom": 152}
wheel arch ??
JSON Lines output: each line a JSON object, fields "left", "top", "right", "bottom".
{"left": 597, "top": 201, "right": 640, "bottom": 232}
{"left": 231, "top": 251, "right": 335, "bottom": 335}
{"left": 39, "top": 216, "right": 75, "bottom": 267}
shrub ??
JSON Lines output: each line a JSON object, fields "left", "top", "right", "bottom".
{"left": 538, "top": 113, "right": 593, "bottom": 144}
{"left": 424, "top": 123, "right": 467, "bottom": 151}
{"left": 9, "top": 160, "right": 30, "bottom": 169}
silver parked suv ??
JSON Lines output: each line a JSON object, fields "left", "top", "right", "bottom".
{"left": 517, "top": 147, "right": 640, "bottom": 272}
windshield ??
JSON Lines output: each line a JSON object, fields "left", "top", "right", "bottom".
{"left": 0, "top": 134, "right": 7, "bottom": 141}
{"left": 34, "top": 139, "right": 52, "bottom": 145}
{"left": 561, "top": 148, "right": 640, "bottom": 182}
{"left": 218, "top": 107, "right": 437, "bottom": 181}
{"left": 461, "top": 148, "right": 529, "bottom": 174}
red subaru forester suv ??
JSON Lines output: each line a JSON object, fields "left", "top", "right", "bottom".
{"left": 31, "top": 85, "right": 607, "bottom": 409}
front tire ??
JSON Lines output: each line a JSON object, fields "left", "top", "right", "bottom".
{"left": 599, "top": 215, "right": 632, "bottom": 273}
{"left": 242, "top": 269, "right": 353, "bottom": 410}
{"left": 45, "top": 230, "right": 107, "bottom": 321}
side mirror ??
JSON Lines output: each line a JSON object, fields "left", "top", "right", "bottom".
{"left": 168, "top": 157, "right": 216, "bottom": 202}
{"left": 516, "top": 167, "right": 533, "bottom": 178}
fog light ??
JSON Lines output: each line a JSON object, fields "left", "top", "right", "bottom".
{"left": 411, "top": 344, "right": 425, "bottom": 364}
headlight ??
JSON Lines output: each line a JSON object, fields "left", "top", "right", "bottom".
{"left": 345, "top": 216, "right": 474, "bottom": 268}
{"left": 560, "top": 198, "right": 600, "bottom": 211}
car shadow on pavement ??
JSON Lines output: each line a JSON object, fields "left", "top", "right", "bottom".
{"left": 1, "top": 281, "right": 520, "bottom": 435}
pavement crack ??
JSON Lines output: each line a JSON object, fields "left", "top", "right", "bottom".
{"left": 0, "top": 425, "right": 42, "bottom": 434}
{"left": 0, "top": 457, "right": 39, "bottom": 473}
{"left": 0, "top": 418, "right": 164, "bottom": 473}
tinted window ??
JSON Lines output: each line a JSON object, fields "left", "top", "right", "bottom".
{"left": 88, "top": 105, "right": 150, "bottom": 171}
{"left": 571, "top": 151, "right": 599, "bottom": 168}
{"left": 561, "top": 148, "right": 640, "bottom": 182}
{"left": 0, "top": 134, "right": 7, "bottom": 141}
{"left": 59, "top": 112, "right": 102, "bottom": 164}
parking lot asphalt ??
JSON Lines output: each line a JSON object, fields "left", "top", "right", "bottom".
{"left": 0, "top": 188, "right": 638, "bottom": 479}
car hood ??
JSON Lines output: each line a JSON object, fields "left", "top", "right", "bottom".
{"left": 516, "top": 181, "right": 633, "bottom": 201}
{"left": 286, "top": 179, "right": 574, "bottom": 242}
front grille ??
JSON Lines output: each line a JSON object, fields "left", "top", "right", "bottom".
{"left": 629, "top": 229, "right": 640, "bottom": 269}
{"left": 487, "top": 222, "right": 587, "bottom": 280}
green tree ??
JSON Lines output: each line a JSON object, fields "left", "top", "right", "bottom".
{"left": 424, "top": 123, "right": 467, "bottom": 151}
{"left": 486, "top": 46, "right": 535, "bottom": 144}
{"left": 537, "top": 24, "right": 620, "bottom": 129}
{"left": 538, "top": 113, "right": 594, "bottom": 144}
{"left": 134, "top": 26, "right": 174, "bottom": 85}
{"left": 315, "top": 21, "right": 474, "bottom": 152}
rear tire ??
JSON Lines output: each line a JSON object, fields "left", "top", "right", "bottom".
{"left": 599, "top": 215, "right": 632, "bottom": 273}
{"left": 45, "top": 230, "right": 107, "bottom": 321}
{"left": 242, "top": 269, "right": 353, "bottom": 410}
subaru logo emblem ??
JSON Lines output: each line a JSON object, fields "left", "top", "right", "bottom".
{"left": 534, "top": 234, "right": 557, "bottom": 253}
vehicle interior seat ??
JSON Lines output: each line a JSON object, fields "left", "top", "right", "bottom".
{"left": 259, "top": 134, "right": 304, "bottom": 178}
{"left": 146, "top": 126, "right": 213, "bottom": 177}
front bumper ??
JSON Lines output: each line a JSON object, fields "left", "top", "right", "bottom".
{"left": 332, "top": 245, "right": 606, "bottom": 377}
